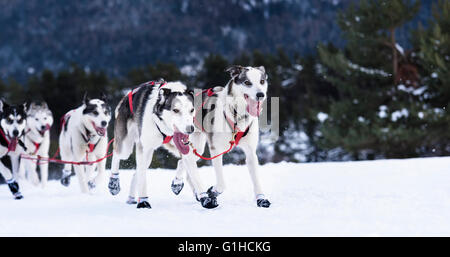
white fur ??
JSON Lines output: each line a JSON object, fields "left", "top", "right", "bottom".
{"left": 175, "top": 66, "right": 270, "bottom": 203}
{"left": 18, "top": 103, "right": 54, "bottom": 187}
{"left": 59, "top": 99, "right": 111, "bottom": 193}
{"left": 110, "top": 82, "right": 195, "bottom": 203}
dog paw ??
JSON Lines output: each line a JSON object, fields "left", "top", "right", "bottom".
{"left": 13, "top": 192, "right": 23, "bottom": 200}
{"left": 207, "top": 186, "right": 221, "bottom": 198}
{"left": 88, "top": 180, "right": 96, "bottom": 190}
{"left": 108, "top": 177, "right": 120, "bottom": 195}
{"left": 7, "top": 180, "right": 20, "bottom": 194}
{"left": 171, "top": 180, "right": 184, "bottom": 195}
{"left": 126, "top": 196, "right": 137, "bottom": 205}
{"left": 200, "top": 196, "right": 218, "bottom": 209}
{"left": 136, "top": 201, "right": 152, "bottom": 209}
{"left": 256, "top": 199, "right": 271, "bottom": 208}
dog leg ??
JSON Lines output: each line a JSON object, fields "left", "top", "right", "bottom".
{"left": 135, "top": 142, "right": 153, "bottom": 209}
{"left": 74, "top": 164, "right": 89, "bottom": 193}
{"left": 171, "top": 160, "right": 185, "bottom": 195}
{"left": 39, "top": 157, "right": 49, "bottom": 188}
{"left": 183, "top": 155, "right": 218, "bottom": 209}
{"left": 27, "top": 160, "right": 40, "bottom": 186}
{"left": 10, "top": 154, "right": 20, "bottom": 181}
{"left": 18, "top": 156, "right": 27, "bottom": 181}
{"left": 209, "top": 155, "right": 225, "bottom": 198}
{"left": 0, "top": 161, "right": 23, "bottom": 199}
{"left": 89, "top": 158, "right": 106, "bottom": 191}
{"left": 127, "top": 172, "right": 138, "bottom": 204}
{"left": 241, "top": 143, "right": 271, "bottom": 208}
{"left": 108, "top": 154, "right": 121, "bottom": 195}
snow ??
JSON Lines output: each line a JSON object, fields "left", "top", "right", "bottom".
{"left": 391, "top": 108, "right": 409, "bottom": 121}
{"left": 317, "top": 112, "right": 328, "bottom": 122}
{"left": 2, "top": 157, "right": 450, "bottom": 236}
{"left": 378, "top": 105, "right": 388, "bottom": 118}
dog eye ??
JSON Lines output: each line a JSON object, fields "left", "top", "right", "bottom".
{"left": 173, "top": 109, "right": 180, "bottom": 113}
{"left": 7, "top": 119, "right": 13, "bottom": 124}
{"left": 244, "top": 80, "right": 252, "bottom": 86}
{"left": 44, "top": 117, "right": 47, "bottom": 120}
{"left": 260, "top": 80, "right": 265, "bottom": 84}
{"left": 35, "top": 118, "right": 39, "bottom": 121}
{"left": 93, "top": 111, "right": 99, "bottom": 116}
{"left": 190, "top": 109, "right": 194, "bottom": 113}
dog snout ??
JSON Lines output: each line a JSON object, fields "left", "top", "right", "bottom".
{"left": 186, "top": 125, "right": 194, "bottom": 134}
{"left": 12, "top": 130, "right": 19, "bottom": 137}
{"left": 101, "top": 121, "right": 108, "bottom": 127}
{"left": 41, "top": 125, "right": 46, "bottom": 130}
{"left": 256, "top": 92, "right": 265, "bottom": 100}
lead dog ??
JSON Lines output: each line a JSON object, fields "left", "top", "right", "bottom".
{"left": 0, "top": 100, "right": 27, "bottom": 199}
{"left": 18, "top": 101, "right": 53, "bottom": 188}
{"left": 107, "top": 80, "right": 218, "bottom": 209}
{"left": 171, "top": 66, "right": 271, "bottom": 208}
{"left": 59, "top": 95, "right": 111, "bottom": 193}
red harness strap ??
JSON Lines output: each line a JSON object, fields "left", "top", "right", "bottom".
{"left": 32, "top": 142, "right": 41, "bottom": 155}
{"left": 0, "top": 127, "right": 17, "bottom": 152}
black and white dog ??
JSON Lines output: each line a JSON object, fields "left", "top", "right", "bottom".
{"left": 0, "top": 100, "right": 27, "bottom": 199}
{"left": 18, "top": 102, "right": 53, "bottom": 188}
{"left": 59, "top": 95, "right": 111, "bottom": 193}
{"left": 107, "top": 80, "right": 215, "bottom": 209}
{"left": 171, "top": 66, "right": 271, "bottom": 208}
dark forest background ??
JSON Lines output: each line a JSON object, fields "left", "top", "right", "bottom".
{"left": 0, "top": 0, "right": 449, "bottom": 179}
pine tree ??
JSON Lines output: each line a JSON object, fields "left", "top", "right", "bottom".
{"left": 317, "top": 0, "right": 424, "bottom": 159}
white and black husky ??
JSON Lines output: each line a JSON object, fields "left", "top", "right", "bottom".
{"left": 107, "top": 80, "right": 211, "bottom": 209}
{"left": 171, "top": 66, "right": 271, "bottom": 208}
{"left": 0, "top": 100, "right": 27, "bottom": 199}
{"left": 18, "top": 102, "right": 53, "bottom": 188}
{"left": 59, "top": 95, "right": 111, "bottom": 193}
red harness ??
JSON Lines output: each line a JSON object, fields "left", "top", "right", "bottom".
{"left": 127, "top": 80, "right": 172, "bottom": 144}
{"left": 0, "top": 127, "right": 18, "bottom": 153}
{"left": 190, "top": 88, "right": 251, "bottom": 160}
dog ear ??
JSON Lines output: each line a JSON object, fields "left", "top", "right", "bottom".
{"left": 225, "top": 65, "right": 244, "bottom": 77}
{"left": 22, "top": 102, "right": 28, "bottom": 113}
{"left": 82, "top": 92, "right": 89, "bottom": 106}
{"left": 41, "top": 101, "right": 49, "bottom": 109}
{"left": 29, "top": 102, "right": 37, "bottom": 110}
{"left": 256, "top": 66, "right": 266, "bottom": 74}
{"left": 100, "top": 92, "right": 108, "bottom": 102}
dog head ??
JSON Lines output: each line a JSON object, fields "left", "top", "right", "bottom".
{"left": 0, "top": 100, "right": 27, "bottom": 149}
{"left": 226, "top": 65, "right": 268, "bottom": 117}
{"left": 27, "top": 102, "right": 53, "bottom": 136}
{"left": 81, "top": 94, "right": 111, "bottom": 137}
{"left": 155, "top": 82, "right": 195, "bottom": 154}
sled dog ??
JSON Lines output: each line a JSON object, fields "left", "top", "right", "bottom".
{"left": 59, "top": 95, "right": 111, "bottom": 193}
{"left": 107, "top": 80, "right": 211, "bottom": 209}
{"left": 18, "top": 101, "right": 53, "bottom": 188}
{"left": 0, "top": 100, "right": 27, "bottom": 199}
{"left": 171, "top": 66, "right": 271, "bottom": 208}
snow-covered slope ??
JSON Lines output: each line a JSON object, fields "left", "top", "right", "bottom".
{"left": 1, "top": 157, "right": 450, "bottom": 236}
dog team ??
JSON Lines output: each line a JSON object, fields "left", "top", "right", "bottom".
{"left": 0, "top": 65, "right": 271, "bottom": 209}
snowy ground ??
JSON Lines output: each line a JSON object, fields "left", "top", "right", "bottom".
{"left": 1, "top": 157, "right": 450, "bottom": 236}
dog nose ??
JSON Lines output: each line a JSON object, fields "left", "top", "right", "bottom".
{"left": 256, "top": 92, "right": 265, "bottom": 100}
{"left": 186, "top": 125, "right": 194, "bottom": 134}
{"left": 12, "top": 130, "right": 19, "bottom": 137}
{"left": 41, "top": 125, "right": 46, "bottom": 130}
{"left": 101, "top": 121, "right": 107, "bottom": 127}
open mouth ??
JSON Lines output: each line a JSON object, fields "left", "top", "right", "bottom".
{"left": 173, "top": 126, "right": 190, "bottom": 155}
{"left": 38, "top": 124, "right": 51, "bottom": 136}
{"left": 244, "top": 94, "right": 263, "bottom": 117}
{"left": 91, "top": 121, "right": 106, "bottom": 137}
{"left": 7, "top": 136, "right": 18, "bottom": 152}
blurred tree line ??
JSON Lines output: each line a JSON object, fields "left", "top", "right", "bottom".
{"left": 0, "top": 0, "right": 448, "bottom": 178}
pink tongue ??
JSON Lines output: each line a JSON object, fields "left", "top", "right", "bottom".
{"left": 8, "top": 138, "right": 17, "bottom": 152}
{"left": 45, "top": 124, "right": 51, "bottom": 131}
{"left": 173, "top": 132, "right": 189, "bottom": 155}
{"left": 245, "top": 97, "right": 263, "bottom": 117}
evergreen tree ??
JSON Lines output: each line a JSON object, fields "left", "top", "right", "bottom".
{"left": 317, "top": 0, "right": 424, "bottom": 159}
